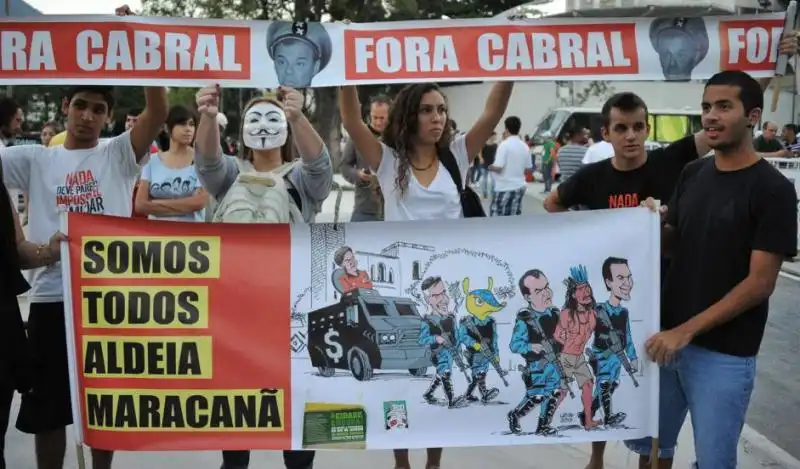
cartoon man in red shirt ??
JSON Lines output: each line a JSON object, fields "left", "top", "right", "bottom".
{"left": 332, "top": 246, "right": 373, "bottom": 293}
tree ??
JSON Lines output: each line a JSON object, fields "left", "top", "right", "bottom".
{"left": 554, "top": 81, "right": 616, "bottom": 107}
{"left": 167, "top": 88, "right": 199, "bottom": 108}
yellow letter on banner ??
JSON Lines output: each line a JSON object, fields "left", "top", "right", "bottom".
{"left": 81, "top": 236, "right": 221, "bottom": 279}
{"left": 84, "top": 388, "right": 285, "bottom": 431}
{"left": 82, "top": 336, "right": 213, "bottom": 379}
{"left": 81, "top": 286, "right": 209, "bottom": 329}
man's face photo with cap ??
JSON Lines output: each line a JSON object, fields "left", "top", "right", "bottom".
{"left": 274, "top": 38, "right": 319, "bottom": 88}
{"left": 267, "top": 21, "right": 333, "bottom": 88}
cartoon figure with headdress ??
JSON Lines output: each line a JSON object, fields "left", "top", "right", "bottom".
{"left": 266, "top": 20, "right": 333, "bottom": 88}
{"left": 649, "top": 17, "right": 709, "bottom": 81}
{"left": 553, "top": 265, "right": 601, "bottom": 429}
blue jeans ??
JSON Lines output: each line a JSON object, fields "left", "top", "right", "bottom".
{"left": 624, "top": 344, "right": 755, "bottom": 468}
{"left": 541, "top": 162, "right": 553, "bottom": 191}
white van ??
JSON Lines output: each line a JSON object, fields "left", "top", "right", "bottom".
{"left": 530, "top": 106, "right": 703, "bottom": 162}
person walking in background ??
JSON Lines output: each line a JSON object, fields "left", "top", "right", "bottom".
{"left": 582, "top": 139, "right": 615, "bottom": 165}
{"left": 539, "top": 131, "right": 556, "bottom": 193}
{"left": 340, "top": 95, "right": 391, "bottom": 221}
{"left": 555, "top": 129, "right": 589, "bottom": 182}
{"left": 135, "top": 105, "right": 208, "bottom": 222}
{"left": 477, "top": 132, "right": 497, "bottom": 198}
{"left": 340, "top": 80, "right": 512, "bottom": 469}
{"left": 488, "top": 117, "right": 531, "bottom": 216}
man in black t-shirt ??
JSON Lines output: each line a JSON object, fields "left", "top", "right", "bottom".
{"left": 626, "top": 71, "right": 798, "bottom": 469}
{"left": 544, "top": 91, "right": 710, "bottom": 469}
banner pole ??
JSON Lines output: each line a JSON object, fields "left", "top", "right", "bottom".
{"left": 650, "top": 438, "right": 659, "bottom": 469}
{"left": 76, "top": 443, "right": 86, "bottom": 469}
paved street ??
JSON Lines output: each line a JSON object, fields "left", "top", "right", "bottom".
{"left": 747, "top": 272, "right": 800, "bottom": 461}
{"left": 6, "top": 179, "right": 798, "bottom": 468}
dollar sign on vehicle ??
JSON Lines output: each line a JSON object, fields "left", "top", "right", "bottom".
{"left": 324, "top": 328, "right": 343, "bottom": 363}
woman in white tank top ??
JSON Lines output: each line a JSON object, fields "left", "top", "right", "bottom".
{"left": 339, "top": 82, "right": 514, "bottom": 469}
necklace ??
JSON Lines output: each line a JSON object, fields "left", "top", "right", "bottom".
{"left": 410, "top": 157, "right": 437, "bottom": 171}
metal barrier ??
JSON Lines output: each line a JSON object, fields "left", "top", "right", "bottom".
{"left": 765, "top": 158, "right": 800, "bottom": 250}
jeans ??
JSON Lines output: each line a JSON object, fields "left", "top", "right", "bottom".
{"left": 477, "top": 167, "right": 491, "bottom": 198}
{"left": 541, "top": 161, "right": 553, "bottom": 192}
{"left": 489, "top": 187, "right": 526, "bottom": 216}
{"left": 221, "top": 450, "right": 316, "bottom": 469}
{"left": 624, "top": 344, "right": 755, "bottom": 468}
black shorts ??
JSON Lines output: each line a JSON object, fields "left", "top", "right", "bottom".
{"left": 15, "top": 302, "right": 73, "bottom": 434}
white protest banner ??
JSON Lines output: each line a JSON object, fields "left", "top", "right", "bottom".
{"left": 63, "top": 207, "right": 659, "bottom": 450}
{"left": 289, "top": 208, "right": 660, "bottom": 449}
{"left": 0, "top": 13, "right": 787, "bottom": 88}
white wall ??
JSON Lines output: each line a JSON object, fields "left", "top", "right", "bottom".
{"left": 441, "top": 81, "right": 797, "bottom": 136}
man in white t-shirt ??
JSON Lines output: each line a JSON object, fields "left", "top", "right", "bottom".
{"left": 1, "top": 84, "right": 168, "bottom": 469}
{"left": 582, "top": 139, "right": 615, "bottom": 165}
{"left": 488, "top": 116, "right": 532, "bottom": 216}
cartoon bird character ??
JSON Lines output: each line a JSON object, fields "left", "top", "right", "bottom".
{"left": 458, "top": 277, "right": 509, "bottom": 403}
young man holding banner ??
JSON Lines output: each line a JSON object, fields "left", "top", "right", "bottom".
{"left": 543, "top": 35, "right": 797, "bottom": 469}
{"left": 632, "top": 70, "right": 797, "bottom": 469}
{"left": 0, "top": 76, "right": 168, "bottom": 469}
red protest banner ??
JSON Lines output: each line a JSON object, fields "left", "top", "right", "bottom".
{"left": 64, "top": 213, "right": 291, "bottom": 451}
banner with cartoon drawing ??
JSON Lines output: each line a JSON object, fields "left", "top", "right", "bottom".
{"left": 290, "top": 207, "right": 660, "bottom": 449}
{"left": 62, "top": 207, "right": 660, "bottom": 450}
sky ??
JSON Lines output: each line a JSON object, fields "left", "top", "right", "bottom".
{"left": 26, "top": 0, "right": 143, "bottom": 14}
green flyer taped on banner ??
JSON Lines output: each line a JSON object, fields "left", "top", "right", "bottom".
{"left": 302, "top": 403, "right": 367, "bottom": 449}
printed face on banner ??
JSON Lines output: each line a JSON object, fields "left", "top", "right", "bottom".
{"left": 648, "top": 17, "right": 710, "bottom": 81}
{"left": 607, "top": 261, "right": 634, "bottom": 301}
{"left": 522, "top": 272, "right": 553, "bottom": 311}
{"left": 273, "top": 39, "right": 320, "bottom": 88}
{"left": 242, "top": 102, "right": 288, "bottom": 150}
{"left": 424, "top": 279, "right": 450, "bottom": 314}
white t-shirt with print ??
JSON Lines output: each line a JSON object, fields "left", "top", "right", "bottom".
{"left": 375, "top": 134, "right": 470, "bottom": 221}
{"left": 1, "top": 132, "right": 140, "bottom": 303}
{"left": 492, "top": 135, "right": 532, "bottom": 192}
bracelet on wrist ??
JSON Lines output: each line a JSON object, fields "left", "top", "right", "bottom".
{"left": 36, "top": 243, "right": 53, "bottom": 265}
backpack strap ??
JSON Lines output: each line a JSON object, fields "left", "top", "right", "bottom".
{"left": 438, "top": 145, "right": 487, "bottom": 218}
{"left": 438, "top": 146, "right": 464, "bottom": 192}
{"left": 236, "top": 158, "right": 303, "bottom": 211}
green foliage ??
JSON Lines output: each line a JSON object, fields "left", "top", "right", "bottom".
{"left": 167, "top": 88, "right": 199, "bottom": 108}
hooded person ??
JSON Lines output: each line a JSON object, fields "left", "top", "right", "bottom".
{"left": 194, "top": 83, "right": 332, "bottom": 469}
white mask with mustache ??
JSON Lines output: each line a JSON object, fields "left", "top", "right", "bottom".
{"left": 242, "top": 102, "right": 288, "bottom": 151}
